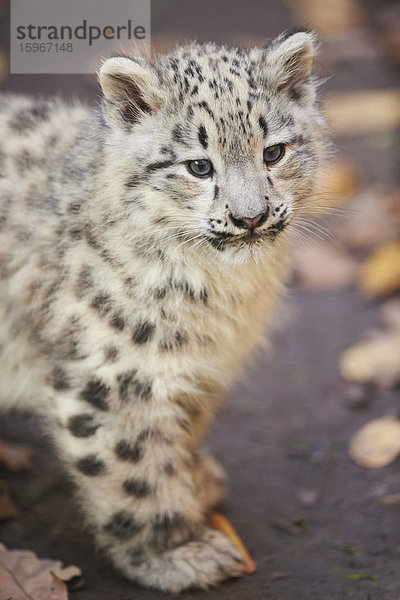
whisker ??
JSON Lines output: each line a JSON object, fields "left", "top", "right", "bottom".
{"left": 289, "top": 222, "right": 325, "bottom": 242}
{"left": 290, "top": 226, "right": 322, "bottom": 246}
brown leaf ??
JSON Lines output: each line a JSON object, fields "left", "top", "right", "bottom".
{"left": 314, "top": 160, "right": 360, "bottom": 208}
{"left": 376, "top": 4, "right": 400, "bottom": 63}
{"left": 349, "top": 416, "right": 400, "bottom": 468}
{"left": 0, "top": 50, "right": 8, "bottom": 83}
{"left": 285, "top": 0, "right": 366, "bottom": 37}
{"left": 381, "top": 299, "right": 400, "bottom": 331}
{"left": 339, "top": 333, "right": 400, "bottom": 387}
{"left": 359, "top": 241, "right": 400, "bottom": 297}
{"left": 0, "top": 491, "right": 20, "bottom": 520}
{"left": 379, "top": 492, "right": 400, "bottom": 506}
{"left": 331, "top": 188, "right": 398, "bottom": 251}
{"left": 293, "top": 242, "right": 359, "bottom": 291}
{"left": 324, "top": 89, "right": 400, "bottom": 136}
{"left": 0, "top": 440, "right": 33, "bottom": 471}
{"left": 0, "top": 542, "right": 82, "bottom": 600}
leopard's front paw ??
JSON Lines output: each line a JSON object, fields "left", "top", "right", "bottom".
{"left": 112, "top": 527, "right": 247, "bottom": 593}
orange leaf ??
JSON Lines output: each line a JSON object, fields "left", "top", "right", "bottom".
{"left": 359, "top": 241, "right": 400, "bottom": 297}
{"left": 210, "top": 513, "right": 256, "bottom": 574}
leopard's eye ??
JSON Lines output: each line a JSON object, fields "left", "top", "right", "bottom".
{"left": 186, "top": 159, "right": 213, "bottom": 178}
{"left": 263, "top": 144, "right": 285, "bottom": 166}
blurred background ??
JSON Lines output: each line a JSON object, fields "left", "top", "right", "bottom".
{"left": 0, "top": 1, "right": 400, "bottom": 599}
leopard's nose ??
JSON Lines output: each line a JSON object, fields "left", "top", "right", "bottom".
{"left": 229, "top": 208, "right": 270, "bottom": 230}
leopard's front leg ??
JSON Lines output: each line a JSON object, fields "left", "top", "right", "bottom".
{"left": 51, "top": 379, "right": 246, "bottom": 593}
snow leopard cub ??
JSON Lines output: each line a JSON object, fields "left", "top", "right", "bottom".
{"left": 0, "top": 30, "right": 324, "bottom": 592}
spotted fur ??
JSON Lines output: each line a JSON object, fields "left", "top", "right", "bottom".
{"left": 0, "top": 31, "right": 326, "bottom": 592}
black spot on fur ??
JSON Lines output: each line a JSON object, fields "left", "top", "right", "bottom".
{"left": 128, "top": 544, "right": 146, "bottom": 566}
{"left": 115, "top": 439, "right": 143, "bottom": 463}
{"left": 69, "top": 225, "right": 82, "bottom": 241}
{"left": 175, "top": 331, "right": 187, "bottom": 347}
{"left": 117, "top": 370, "right": 135, "bottom": 402}
{"left": 84, "top": 223, "right": 101, "bottom": 250}
{"left": 68, "top": 414, "right": 99, "bottom": 438}
{"left": 76, "top": 454, "right": 106, "bottom": 476}
{"left": 123, "top": 478, "right": 151, "bottom": 497}
{"left": 159, "top": 339, "right": 172, "bottom": 352}
{"left": 154, "top": 287, "right": 167, "bottom": 300}
{"left": 199, "top": 288, "right": 208, "bottom": 304}
{"left": 198, "top": 100, "right": 214, "bottom": 119}
{"left": 172, "top": 124, "right": 187, "bottom": 145}
{"left": 126, "top": 175, "right": 140, "bottom": 188}
{"left": 9, "top": 103, "right": 50, "bottom": 133}
{"left": 267, "top": 175, "right": 274, "bottom": 187}
{"left": 80, "top": 378, "right": 110, "bottom": 411}
{"left": 258, "top": 116, "right": 268, "bottom": 136}
{"left": 153, "top": 512, "right": 184, "bottom": 531}
{"left": 171, "top": 279, "right": 196, "bottom": 301}
{"left": 117, "top": 370, "right": 152, "bottom": 401}
{"left": 109, "top": 312, "right": 125, "bottom": 330}
{"left": 176, "top": 416, "right": 191, "bottom": 432}
{"left": 159, "top": 330, "right": 187, "bottom": 352}
{"left": 163, "top": 462, "right": 176, "bottom": 476}
{"left": 198, "top": 125, "right": 208, "bottom": 149}
{"left": 75, "top": 266, "right": 93, "bottom": 299}
{"left": 68, "top": 202, "right": 82, "bottom": 214}
{"left": 104, "top": 345, "right": 119, "bottom": 362}
{"left": 117, "top": 370, "right": 136, "bottom": 402}
{"left": 104, "top": 510, "right": 143, "bottom": 540}
{"left": 132, "top": 320, "right": 155, "bottom": 344}
{"left": 133, "top": 378, "right": 152, "bottom": 400}
{"left": 213, "top": 185, "right": 219, "bottom": 202}
{"left": 52, "top": 366, "right": 69, "bottom": 390}
{"left": 91, "top": 292, "right": 112, "bottom": 315}
{"left": 151, "top": 512, "right": 194, "bottom": 552}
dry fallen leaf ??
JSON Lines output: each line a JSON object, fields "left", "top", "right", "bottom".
{"left": 359, "top": 241, "right": 400, "bottom": 297}
{"left": 0, "top": 490, "right": 20, "bottom": 520}
{"left": 349, "top": 416, "right": 400, "bottom": 468}
{"left": 293, "top": 241, "right": 359, "bottom": 291}
{"left": 331, "top": 188, "right": 398, "bottom": 251}
{"left": 210, "top": 513, "right": 256, "bottom": 574}
{"left": 324, "top": 89, "right": 400, "bottom": 136}
{"left": 0, "top": 440, "right": 33, "bottom": 471}
{"left": 381, "top": 299, "right": 400, "bottom": 331}
{"left": 376, "top": 4, "right": 400, "bottom": 63}
{"left": 314, "top": 160, "right": 360, "bottom": 209}
{"left": 285, "top": 0, "right": 366, "bottom": 37}
{"left": 340, "top": 333, "right": 400, "bottom": 387}
{"left": 0, "top": 542, "right": 82, "bottom": 600}
{"left": 0, "top": 50, "right": 8, "bottom": 83}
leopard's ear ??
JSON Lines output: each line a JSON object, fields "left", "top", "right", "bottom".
{"left": 99, "top": 56, "right": 161, "bottom": 127}
{"left": 265, "top": 30, "right": 318, "bottom": 101}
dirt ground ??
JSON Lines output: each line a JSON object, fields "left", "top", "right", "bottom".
{"left": 1, "top": 1, "right": 400, "bottom": 599}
